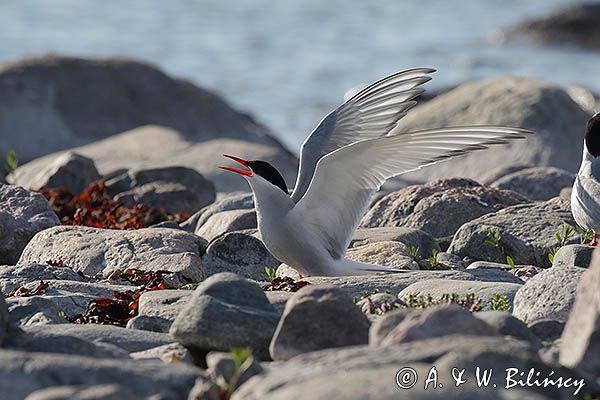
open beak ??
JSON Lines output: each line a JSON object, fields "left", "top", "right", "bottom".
{"left": 218, "top": 154, "right": 254, "bottom": 177}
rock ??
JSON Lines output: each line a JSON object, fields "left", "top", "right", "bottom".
{"left": 170, "top": 273, "right": 279, "bottom": 359}
{"left": 474, "top": 311, "right": 541, "bottom": 345}
{"left": 349, "top": 227, "right": 439, "bottom": 259}
{"left": 512, "top": 265, "right": 544, "bottom": 282}
{"left": 130, "top": 342, "right": 193, "bottom": 364}
{"left": 20, "top": 324, "right": 172, "bottom": 353}
{"left": 16, "top": 125, "right": 297, "bottom": 193}
{"left": 346, "top": 241, "right": 419, "bottom": 270}
{"left": 448, "top": 198, "right": 577, "bottom": 268}
{"left": 202, "top": 232, "right": 280, "bottom": 280}
{"left": 19, "top": 226, "right": 206, "bottom": 283}
{"left": 131, "top": 290, "right": 193, "bottom": 333}
{"left": 25, "top": 384, "right": 138, "bottom": 400}
{"left": 0, "top": 349, "right": 201, "bottom": 400}
{"left": 264, "top": 291, "right": 294, "bottom": 315}
{"left": 513, "top": 266, "right": 586, "bottom": 324}
{"left": 195, "top": 209, "right": 257, "bottom": 242}
{"left": 552, "top": 244, "right": 595, "bottom": 268}
{"left": 0, "top": 184, "right": 60, "bottom": 264}
{"left": 0, "top": 54, "right": 289, "bottom": 163}
{"left": 489, "top": 166, "right": 575, "bottom": 201}
{"left": 379, "top": 304, "right": 496, "bottom": 346}
{"left": 368, "top": 309, "right": 412, "bottom": 346}
{"left": 114, "top": 182, "right": 206, "bottom": 215}
{"left": 479, "top": 164, "right": 532, "bottom": 185}
{"left": 560, "top": 186, "right": 572, "bottom": 200}
{"left": 355, "top": 292, "right": 404, "bottom": 316}
{"left": 466, "top": 261, "right": 543, "bottom": 281}
{"left": 270, "top": 285, "right": 370, "bottom": 360}
{"left": 15, "top": 152, "right": 101, "bottom": 193}
{"left": 528, "top": 319, "right": 566, "bottom": 342}
{"left": 181, "top": 192, "right": 254, "bottom": 233}
{"left": 233, "top": 336, "right": 562, "bottom": 400}
{"left": 0, "top": 263, "right": 82, "bottom": 294}
{"left": 560, "top": 248, "right": 600, "bottom": 374}
{"left": 0, "top": 296, "right": 7, "bottom": 346}
{"left": 398, "top": 279, "right": 522, "bottom": 312}
{"left": 505, "top": 3, "right": 600, "bottom": 50}
{"left": 361, "top": 178, "right": 527, "bottom": 244}
{"left": 435, "top": 252, "right": 467, "bottom": 269}
{"left": 392, "top": 76, "right": 590, "bottom": 182}
{"left": 206, "top": 352, "right": 263, "bottom": 392}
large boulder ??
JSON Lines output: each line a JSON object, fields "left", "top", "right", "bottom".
{"left": 448, "top": 198, "right": 577, "bottom": 268}
{"left": 560, "top": 249, "right": 600, "bottom": 375}
{"left": 0, "top": 54, "right": 288, "bottom": 163}
{"left": 16, "top": 125, "right": 297, "bottom": 193}
{"left": 169, "top": 273, "right": 279, "bottom": 359}
{"left": 361, "top": 179, "right": 527, "bottom": 243}
{"left": 350, "top": 227, "right": 439, "bottom": 259}
{"left": 0, "top": 183, "right": 60, "bottom": 264}
{"left": 393, "top": 77, "right": 590, "bottom": 182}
{"left": 18, "top": 226, "right": 206, "bottom": 283}
{"left": 489, "top": 166, "right": 575, "bottom": 201}
{"left": 269, "top": 285, "right": 370, "bottom": 360}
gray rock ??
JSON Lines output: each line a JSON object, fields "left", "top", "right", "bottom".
{"left": 513, "top": 266, "right": 586, "bottom": 324}
{"left": 0, "top": 295, "right": 7, "bottom": 346}
{"left": 0, "top": 263, "right": 82, "bottom": 294}
{"left": 355, "top": 292, "right": 404, "bottom": 316}
{"left": 399, "top": 279, "right": 522, "bottom": 312}
{"left": 15, "top": 152, "right": 101, "bottom": 193}
{"left": 195, "top": 209, "right": 257, "bottom": 242}
{"left": 181, "top": 192, "right": 254, "bottom": 233}
{"left": 350, "top": 227, "right": 440, "bottom": 259}
{"left": 346, "top": 241, "right": 419, "bottom": 270}
{"left": 528, "top": 319, "right": 566, "bottom": 342}
{"left": 466, "top": 261, "right": 543, "bottom": 281}
{"left": 270, "top": 285, "right": 370, "bottom": 360}
{"left": 130, "top": 342, "right": 193, "bottom": 364}
{"left": 361, "top": 178, "right": 527, "bottom": 243}
{"left": 368, "top": 308, "right": 412, "bottom": 346}
{"left": 0, "top": 183, "right": 60, "bottom": 264}
{"left": 19, "top": 226, "right": 206, "bottom": 283}
{"left": 490, "top": 166, "right": 575, "bottom": 201}
{"left": 233, "top": 336, "right": 553, "bottom": 400}
{"left": 560, "top": 248, "right": 600, "bottom": 375}
{"left": 16, "top": 125, "right": 297, "bottom": 194}
{"left": 552, "top": 244, "right": 595, "bottom": 268}
{"left": 114, "top": 182, "right": 210, "bottom": 215}
{"left": 202, "top": 232, "right": 280, "bottom": 280}
{"left": 125, "top": 315, "right": 171, "bottom": 333}
{"left": 0, "top": 55, "right": 289, "bottom": 164}
{"left": 170, "top": 273, "right": 279, "bottom": 359}
{"left": 435, "top": 252, "right": 467, "bottom": 269}
{"left": 21, "top": 324, "right": 172, "bottom": 353}
{"left": 187, "top": 376, "right": 222, "bottom": 400}
{"left": 25, "top": 384, "right": 137, "bottom": 400}
{"left": 264, "top": 291, "right": 294, "bottom": 315}
{"left": 0, "top": 349, "right": 201, "bottom": 400}
{"left": 505, "top": 3, "right": 600, "bottom": 50}
{"left": 474, "top": 311, "right": 541, "bottom": 345}
{"left": 303, "top": 268, "right": 523, "bottom": 299}
{"left": 206, "top": 351, "right": 263, "bottom": 392}
{"left": 512, "top": 265, "right": 544, "bottom": 282}
{"left": 131, "top": 289, "right": 194, "bottom": 333}
{"left": 448, "top": 198, "right": 577, "bottom": 268}
{"left": 480, "top": 164, "right": 532, "bottom": 185}
{"left": 392, "top": 76, "right": 590, "bottom": 183}
{"left": 380, "top": 304, "right": 496, "bottom": 346}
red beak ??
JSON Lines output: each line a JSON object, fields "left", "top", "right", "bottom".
{"left": 218, "top": 154, "right": 254, "bottom": 177}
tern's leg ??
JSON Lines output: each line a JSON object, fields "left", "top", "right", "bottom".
{"left": 586, "top": 231, "right": 598, "bottom": 247}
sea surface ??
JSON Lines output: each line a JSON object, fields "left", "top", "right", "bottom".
{"left": 1, "top": 0, "right": 600, "bottom": 151}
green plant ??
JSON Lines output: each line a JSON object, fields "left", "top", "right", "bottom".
{"left": 58, "top": 311, "right": 66, "bottom": 318}
{"left": 220, "top": 347, "right": 255, "bottom": 399}
{"left": 484, "top": 228, "right": 516, "bottom": 271}
{"left": 408, "top": 246, "right": 420, "bottom": 263}
{"left": 547, "top": 223, "right": 577, "bottom": 264}
{"left": 427, "top": 249, "right": 440, "bottom": 269}
{"left": 4, "top": 149, "right": 19, "bottom": 182}
{"left": 576, "top": 224, "right": 594, "bottom": 245}
{"left": 260, "top": 266, "right": 276, "bottom": 282}
{"left": 490, "top": 294, "right": 509, "bottom": 312}
{"left": 402, "top": 292, "right": 483, "bottom": 312}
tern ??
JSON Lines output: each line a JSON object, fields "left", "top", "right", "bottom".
{"left": 220, "top": 68, "right": 532, "bottom": 276}
{"left": 571, "top": 112, "right": 600, "bottom": 246}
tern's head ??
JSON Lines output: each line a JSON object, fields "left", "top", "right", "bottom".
{"left": 219, "top": 154, "right": 288, "bottom": 194}
{"left": 585, "top": 112, "right": 600, "bottom": 157}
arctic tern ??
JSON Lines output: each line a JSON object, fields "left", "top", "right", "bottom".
{"left": 220, "top": 68, "right": 533, "bottom": 276}
{"left": 571, "top": 112, "right": 600, "bottom": 246}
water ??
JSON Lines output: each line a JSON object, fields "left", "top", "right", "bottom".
{"left": 1, "top": 0, "right": 600, "bottom": 152}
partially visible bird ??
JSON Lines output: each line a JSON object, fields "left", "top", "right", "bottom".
{"left": 220, "top": 68, "right": 533, "bottom": 276}
{"left": 571, "top": 112, "right": 600, "bottom": 246}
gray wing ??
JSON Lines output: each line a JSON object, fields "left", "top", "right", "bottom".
{"left": 294, "top": 126, "right": 533, "bottom": 260}
{"left": 290, "top": 68, "right": 436, "bottom": 203}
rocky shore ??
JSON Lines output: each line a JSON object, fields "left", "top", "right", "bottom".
{"left": 0, "top": 55, "right": 598, "bottom": 399}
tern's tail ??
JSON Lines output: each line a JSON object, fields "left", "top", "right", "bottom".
{"left": 336, "top": 258, "right": 410, "bottom": 276}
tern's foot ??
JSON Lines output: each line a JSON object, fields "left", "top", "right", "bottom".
{"left": 585, "top": 231, "right": 598, "bottom": 246}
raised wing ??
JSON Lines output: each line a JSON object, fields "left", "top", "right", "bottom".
{"left": 290, "top": 68, "right": 436, "bottom": 202}
{"left": 293, "top": 126, "right": 533, "bottom": 260}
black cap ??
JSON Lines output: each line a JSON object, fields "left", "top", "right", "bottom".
{"left": 247, "top": 160, "right": 288, "bottom": 194}
{"left": 585, "top": 112, "right": 600, "bottom": 157}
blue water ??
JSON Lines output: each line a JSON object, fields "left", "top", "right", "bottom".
{"left": 1, "top": 0, "right": 599, "bottom": 151}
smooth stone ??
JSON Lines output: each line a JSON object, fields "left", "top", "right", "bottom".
{"left": 181, "top": 192, "right": 254, "bottom": 233}
{"left": 512, "top": 266, "right": 586, "bottom": 324}
{"left": 195, "top": 209, "right": 257, "bottom": 242}
{"left": 0, "top": 183, "right": 60, "bottom": 264}
{"left": 552, "top": 244, "right": 595, "bottom": 268}
{"left": 489, "top": 166, "right": 575, "bottom": 201}
{"left": 206, "top": 351, "right": 263, "bottom": 391}
{"left": 559, "top": 248, "right": 600, "bottom": 375}
{"left": 448, "top": 198, "right": 577, "bottom": 268}
{"left": 170, "top": 273, "right": 279, "bottom": 359}
{"left": 528, "top": 319, "right": 566, "bottom": 342}
{"left": 0, "top": 263, "right": 83, "bottom": 294}
{"left": 349, "top": 227, "right": 440, "bottom": 259}
{"left": 474, "top": 311, "right": 541, "bottom": 346}
{"left": 368, "top": 309, "right": 413, "bottom": 346}
{"left": 114, "top": 182, "right": 209, "bottom": 215}
{"left": 129, "top": 342, "right": 193, "bottom": 364}
{"left": 24, "top": 384, "right": 137, "bottom": 400}
{"left": 346, "top": 241, "right": 419, "bottom": 270}
{"left": 18, "top": 226, "right": 206, "bottom": 283}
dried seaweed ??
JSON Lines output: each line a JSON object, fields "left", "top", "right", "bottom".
{"left": 262, "top": 276, "right": 310, "bottom": 292}
{"left": 6, "top": 280, "right": 49, "bottom": 298}
{"left": 40, "top": 182, "right": 188, "bottom": 229}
